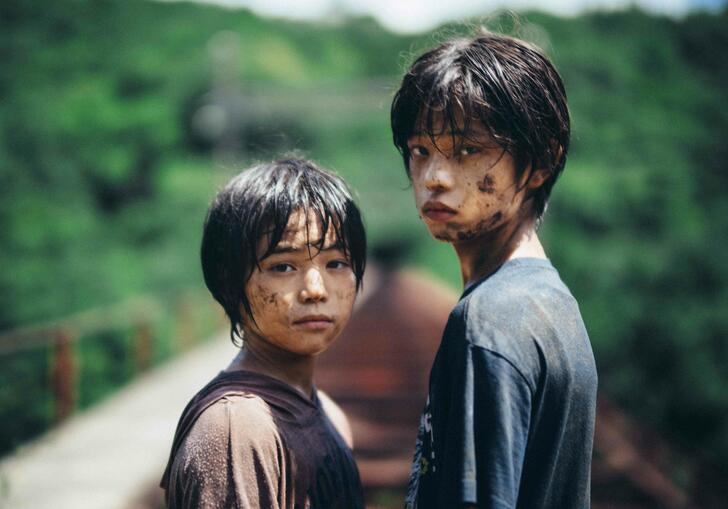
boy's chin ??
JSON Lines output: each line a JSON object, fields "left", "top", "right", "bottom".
{"left": 432, "top": 232, "right": 456, "bottom": 243}
{"left": 426, "top": 225, "right": 457, "bottom": 243}
{"left": 430, "top": 227, "right": 490, "bottom": 244}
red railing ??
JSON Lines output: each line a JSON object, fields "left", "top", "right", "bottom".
{"left": 0, "top": 292, "right": 224, "bottom": 426}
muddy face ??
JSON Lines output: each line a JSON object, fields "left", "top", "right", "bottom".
{"left": 241, "top": 210, "right": 357, "bottom": 358}
{"left": 407, "top": 115, "right": 532, "bottom": 245}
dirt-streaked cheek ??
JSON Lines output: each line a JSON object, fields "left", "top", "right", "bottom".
{"left": 246, "top": 279, "right": 289, "bottom": 326}
{"left": 332, "top": 276, "right": 356, "bottom": 314}
{"left": 478, "top": 173, "right": 496, "bottom": 194}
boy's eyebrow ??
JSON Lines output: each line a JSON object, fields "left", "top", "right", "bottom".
{"left": 408, "top": 128, "right": 491, "bottom": 139}
{"left": 268, "top": 241, "right": 345, "bottom": 255}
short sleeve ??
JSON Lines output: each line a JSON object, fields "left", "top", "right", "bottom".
{"left": 166, "top": 396, "right": 284, "bottom": 509}
{"left": 461, "top": 344, "right": 532, "bottom": 507}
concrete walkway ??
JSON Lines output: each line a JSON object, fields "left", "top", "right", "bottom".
{"left": 0, "top": 334, "right": 238, "bottom": 509}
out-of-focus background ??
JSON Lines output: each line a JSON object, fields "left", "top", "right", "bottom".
{"left": 1, "top": 0, "right": 727, "bottom": 507}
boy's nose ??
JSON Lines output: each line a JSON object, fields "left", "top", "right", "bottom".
{"left": 423, "top": 158, "right": 454, "bottom": 192}
{"left": 299, "top": 267, "right": 328, "bottom": 303}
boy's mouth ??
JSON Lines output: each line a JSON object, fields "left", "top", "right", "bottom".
{"left": 293, "top": 314, "right": 334, "bottom": 331}
{"left": 422, "top": 201, "right": 457, "bottom": 222}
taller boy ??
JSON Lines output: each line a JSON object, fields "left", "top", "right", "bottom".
{"left": 391, "top": 32, "right": 598, "bottom": 508}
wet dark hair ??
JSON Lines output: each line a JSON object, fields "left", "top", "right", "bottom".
{"left": 200, "top": 158, "right": 366, "bottom": 345}
{"left": 391, "top": 30, "right": 570, "bottom": 219}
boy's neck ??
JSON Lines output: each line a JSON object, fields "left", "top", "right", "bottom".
{"left": 226, "top": 343, "right": 317, "bottom": 399}
{"left": 454, "top": 219, "right": 546, "bottom": 287}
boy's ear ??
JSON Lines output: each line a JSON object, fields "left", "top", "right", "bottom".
{"left": 525, "top": 140, "right": 563, "bottom": 190}
{"left": 526, "top": 167, "right": 550, "bottom": 190}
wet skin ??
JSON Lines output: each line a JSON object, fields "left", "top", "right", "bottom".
{"left": 229, "top": 210, "right": 357, "bottom": 397}
{"left": 407, "top": 117, "right": 547, "bottom": 285}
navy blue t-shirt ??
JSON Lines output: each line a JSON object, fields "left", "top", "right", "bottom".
{"left": 405, "top": 258, "right": 597, "bottom": 509}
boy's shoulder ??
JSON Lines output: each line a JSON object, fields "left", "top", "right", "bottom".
{"left": 176, "top": 370, "right": 307, "bottom": 463}
{"left": 165, "top": 387, "right": 298, "bottom": 508}
{"left": 461, "top": 257, "right": 573, "bottom": 326}
{"left": 169, "top": 393, "right": 283, "bottom": 500}
{"left": 452, "top": 258, "right": 585, "bottom": 377}
{"left": 182, "top": 393, "right": 281, "bottom": 458}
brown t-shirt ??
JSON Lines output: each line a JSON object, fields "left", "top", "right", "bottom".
{"left": 160, "top": 370, "right": 364, "bottom": 509}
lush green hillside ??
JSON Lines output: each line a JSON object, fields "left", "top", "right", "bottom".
{"left": 1, "top": 0, "right": 727, "bottom": 480}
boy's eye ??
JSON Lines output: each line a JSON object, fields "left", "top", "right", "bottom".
{"left": 270, "top": 263, "right": 295, "bottom": 273}
{"left": 460, "top": 146, "right": 480, "bottom": 156}
{"left": 327, "top": 259, "right": 350, "bottom": 270}
{"left": 410, "top": 146, "right": 429, "bottom": 157}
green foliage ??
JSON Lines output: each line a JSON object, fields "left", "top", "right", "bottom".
{"left": 0, "top": 348, "right": 51, "bottom": 453}
{"left": 1, "top": 0, "right": 727, "bottom": 478}
{"left": 536, "top": 7, "right": 728, "bottom": 470}
{"left": 77, "top": 329, "right": 135, "bottom": 408}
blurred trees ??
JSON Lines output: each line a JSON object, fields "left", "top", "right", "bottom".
{"left": 1, "top": 0, "right": 727, "bottom": 481}
{"left": 538, "top": 8, "right": 728, "bottom": 471}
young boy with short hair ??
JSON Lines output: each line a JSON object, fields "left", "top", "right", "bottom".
{"left": 160, "top": 158, "right": 366, "bottom": 509}
{"left": 391, "top": 32, "right": 598, "bottom": 508}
